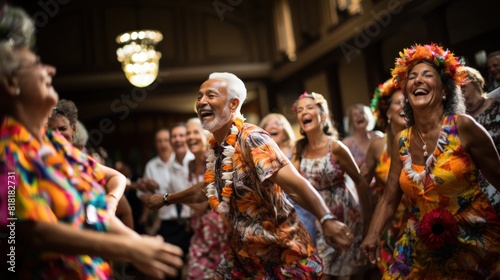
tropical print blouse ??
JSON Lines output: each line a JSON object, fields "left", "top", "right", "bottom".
{"left": 212, "top": 122, "right": 322, "bottom": 280}
{"left": 384, "top": 115, "right": 500, "bottom": 279}
{"left": 0, "top": 116, "right": 111, "bottom": 279}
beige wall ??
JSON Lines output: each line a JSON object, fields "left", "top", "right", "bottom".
{"left": 338, "top": 53, "right": 370, "bottom": 110}
{"left": 304, "top": 72, "right": 330, "bottom": 97}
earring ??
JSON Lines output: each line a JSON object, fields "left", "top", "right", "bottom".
{"left": 442, "top": 95, "right": 446, "bottom": 100}
{"left": 387, "top": 118, "right": 391, "bottom": 124}
{"left": 15, "top": 88, "right": 20, "bottom": 96}
{"left": 405, "top": 98, "right": 408, "bottom": 103}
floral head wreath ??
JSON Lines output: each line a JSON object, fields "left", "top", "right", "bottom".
{"left": 391, "top": 43, "right": 466, "bottom": 90}
{"left": 370, "top": 78, "right": 397, "bottom": 131}
{"left": 291, "top": 91, "right": 328, "bottom": 114}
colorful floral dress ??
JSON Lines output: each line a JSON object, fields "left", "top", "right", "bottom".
{"left": 0, "top": 117, "right": 111, "bottom": 279}
{"left": 213, "top": 123, "right": 322, "bottom": 280}
{"left": 384, "top": 115, "right": 500, "bottom": 279}
{"left": 374, "top": 145, "right": 409, "bottom": 274}
{"left": 186, "top": 159, "right": 229, "bottom": 280}
{"left": 474, "top": 99, "right": 500, "bottom": 214}
{"left": 299, "top": 138, "right": 367, "bottom": 276}
{"left": 372, "top": 144, "right": 390, "bottom": 208}
{"left": 343, "top": 137, "right": 367, "bottom": 167}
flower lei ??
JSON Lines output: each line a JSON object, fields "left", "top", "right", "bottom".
{"left": 403, "top": 128, "right": 447, "bottom": 184}
{"left": 205, "top": 116, "right": 244, "bottom": 214}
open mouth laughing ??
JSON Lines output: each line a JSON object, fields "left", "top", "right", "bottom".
{"left": 413, "top": 88, "right": 429, "bottom": 96}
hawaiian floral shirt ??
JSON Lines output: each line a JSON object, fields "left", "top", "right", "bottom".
{"left": 212, "top": 122, "right": 322, "bottom": 279}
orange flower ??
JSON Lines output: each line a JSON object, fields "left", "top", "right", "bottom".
{"left": 221, "top": 186, "right": 233, "bottom": 197}
{"left": 233, "top": 117, "right": 244, "bottom": 128}
{"left": 392, "top": 43, "right": 466, "bottom": 90}
{"left": 209, "top": 196, "right": 220, "bottom": 211}
{"left": 205, "top": 171, "right": 215, "bottom": 183}
{"left": 226, "top": 134, "right": 236, "bottom": 145}
{"left": 222, "top": 164, "right": 232, "bottom": 171}
{"left": 209, "top": 138, "right": 216, "bottom": 146}
{"left": 204, "top": 116, "right": 243, "bottom": 213}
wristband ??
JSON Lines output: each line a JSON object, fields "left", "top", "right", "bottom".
{"left": 163, "top": 192, "right": 170, "bottom": 206}
{"left": 320, "top": 212, "right": 337, "bottom": 225}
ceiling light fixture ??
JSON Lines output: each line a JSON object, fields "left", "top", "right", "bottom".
{"left": 116, "top": 30, "right": 163, "bottom": 88}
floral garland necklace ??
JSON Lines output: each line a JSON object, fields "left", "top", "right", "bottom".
{"left": 403, "top": 124, "right": 448, "bottom": 183}
{"left": 205, "top": 117, "right": 244, "bottom": 214}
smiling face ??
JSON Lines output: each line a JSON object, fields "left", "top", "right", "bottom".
{"left": 170, "top": 125, "right": 188, "bottom": 156}
{"left": 350, "top": 107, "right": 368, "bottom": 132}
{"left": 406, "top": 62, "right": 445, "bottom": 110}
{"left": 295, "top": 97, "right": 325, "bottom": 134}
{"left": 47, "top": 114, "right": 76, "bottom": 142}
{"left": 13, "top": 47, "right": 58, "bottom": 117}
{"left": 186, "top": 122, "right": 207, "bottom": 155}
{"left": 387, "top": 90, "right": 407, "bottom": 132}
{"left": 262, "top": 116, "right": 287, "bottom": 146}
{"left": 155, "top": 129, "right": 171, "bottom": 156}
{"left": 196, "top": 78, "right": 234, "bottom": 134}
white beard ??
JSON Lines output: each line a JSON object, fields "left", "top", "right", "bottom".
{"left": 201, "top": 105, "right": 232, "bottom": 133}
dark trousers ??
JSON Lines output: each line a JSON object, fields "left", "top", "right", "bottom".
{"left": 158, "top": 219, "right": 193, "bottom": 280}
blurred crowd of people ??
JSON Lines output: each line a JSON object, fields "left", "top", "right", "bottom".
{"left": 1, "top": 4, "right": 500, "bottom": 280}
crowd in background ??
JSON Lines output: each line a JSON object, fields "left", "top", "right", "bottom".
{"left": 1, "top": 4, "right": 500, "bottom": 280}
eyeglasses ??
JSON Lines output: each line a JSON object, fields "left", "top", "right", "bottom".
{"left": 16, "top": 56, "right": 43, "bottom": 72}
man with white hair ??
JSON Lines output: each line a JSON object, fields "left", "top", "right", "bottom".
{"left": 148, "top": 72, "right": 354, "bottom": 279}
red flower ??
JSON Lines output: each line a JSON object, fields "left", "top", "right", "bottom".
{"left": 418, "top": 208, "right": 458, "bottom": 250}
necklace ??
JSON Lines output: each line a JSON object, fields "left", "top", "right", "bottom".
{"left": 415, "top": 127, "right": 428, "bottom": 158}
{"left": 205, "top": 117, "right": 244, "bottom": 214}
{"left": 404, "top": 122, "right": 448, "bottom": 183}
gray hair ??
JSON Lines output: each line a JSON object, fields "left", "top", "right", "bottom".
{"left": 0, "top": 5, "right": 36, "bottom": 75}
{"left": 50, "top": 99, "right": 79, "bottom": 125}
{"left": 208, "top": 72, "right": 247, "bottom": 118}
{"left": 74, "top": 120, "right": 89, "bottom": 149}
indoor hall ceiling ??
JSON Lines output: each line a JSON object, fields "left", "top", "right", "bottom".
{"left": 9, "top": 0, "right": 276, "bottom": 119}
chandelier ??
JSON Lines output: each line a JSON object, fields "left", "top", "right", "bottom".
{"left": 116, "top": 30, "right": 163, "bottom": 88}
